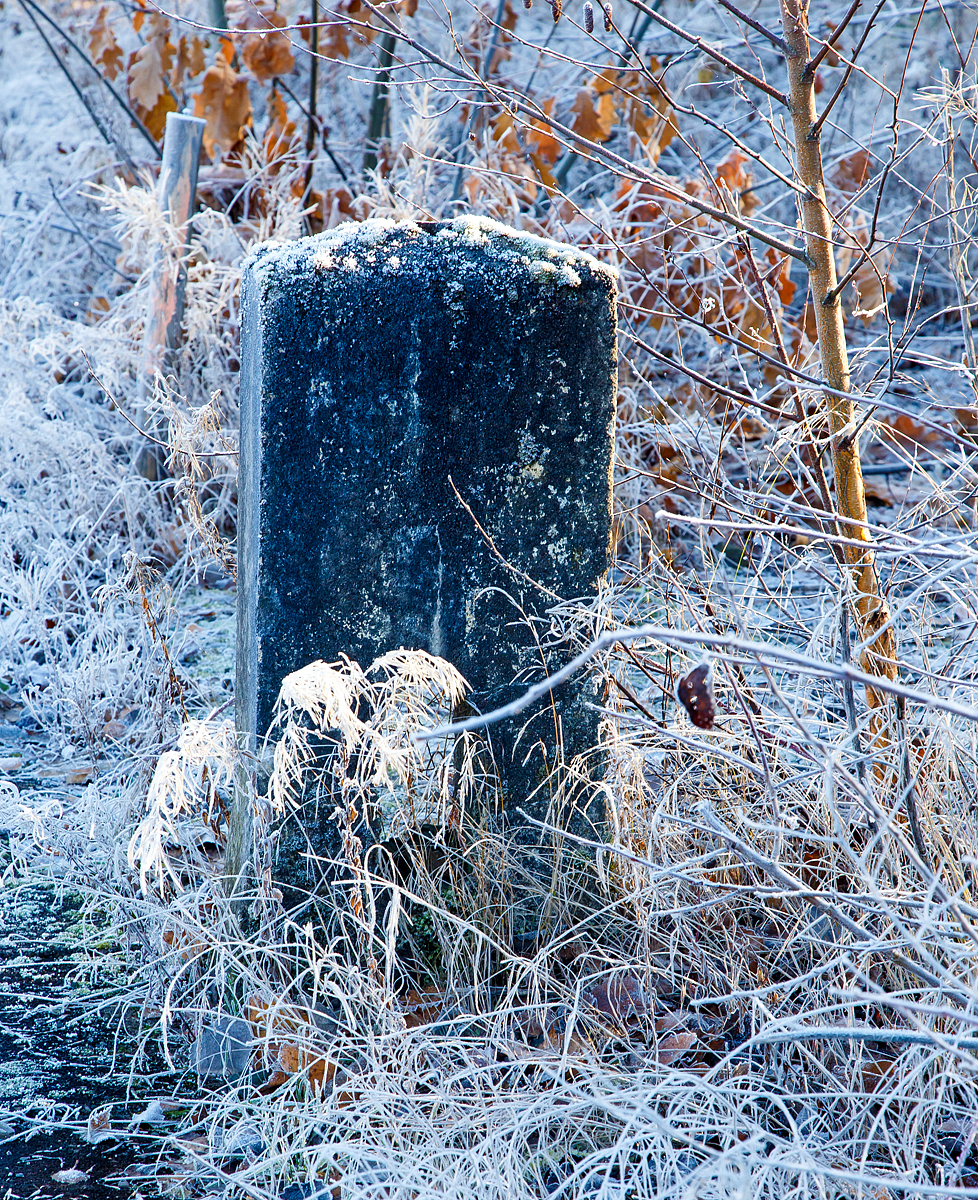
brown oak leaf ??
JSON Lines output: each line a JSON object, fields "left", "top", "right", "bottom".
{"left": 173, "top": 35, "right": 207, "bottom": 89}
{"left": 129, "top": 39, "right": 170, "bottom": 112}
{"left": 583, "top": 973, "right": 649, "bottom": 1028}
{"left": 140, "top": 90, "right": 178, "bottom": 141}
{"left": 571, "top": 85, "right": 616, "bottom": 143}
{"left": 128, "top": 14, "right": 176, "bottom": 123}
{"left": 227, "top": 0, "right": 296, "bottom": 81}
{"left": 193, "top": 57, "right": 253, "bottom": 160}
{"left": 657, "top": 1030, "right": 696, "bottom": 1064}
{"left": 523, "top": 99, "right": 561, "bottom": 165}
{"left": 89, "top": 7, "right": 124, "bottom": 81}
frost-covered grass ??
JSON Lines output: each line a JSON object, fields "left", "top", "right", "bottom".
{"left": 3, "top": 0, "right": 978, "bottom": 1195}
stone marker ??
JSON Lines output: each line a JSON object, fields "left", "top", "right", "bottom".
{"left": 233, "top": 216, "right": 616, "bottom": 893}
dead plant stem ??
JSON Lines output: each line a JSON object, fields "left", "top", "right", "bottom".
{"left": 943, "top": 74, "right": 978, "bottom": 404}
{"left": 302, "top": 0, "right": 320, "bottom": 209}
{"left": 17, "top": 0, "right": 159, "bottom": 160}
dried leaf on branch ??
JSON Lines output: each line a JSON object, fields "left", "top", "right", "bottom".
{"left": 174, "top": 35, "right": 207, "bottom": 88}
{"left": 601, "top": 66, "right": 678, "bottom": 161}
{"left": 314, "top": 0, "right": 380, "bottom": 58}
{"left": 128, "top": 14, "right": 175, "bottom": 111}
{"left": 88, "top": 6, "right": 124, "bottom": 81}
{"left": 125, "top": 12, "right": 180, "bottom": 139}
{"left": 264, "top": 88, "right": 300, "bottom": 170}
{"left": 491, "top": 102, "right": 561, "bottom": 191}
{"left": 571, "top": 82, "right": 617, "bottom": 143}
{"left": 227, "top": 0, "right": 296, "bottom": 81}
{"left": 193, "top": 57, "right": 253, "bottom": 160}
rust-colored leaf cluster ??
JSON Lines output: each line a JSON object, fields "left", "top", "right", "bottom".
{"left": 88, "top": 6, "right": 124, "bottom": 80}
{"left": 226, "top": 0, "right": 295, "bottom": 82}
{"left": 84, "top": 1, "right": 304, "bottom": 161}
{"left": 612, "top": 151, "right": 795, "bottom": 344}
{"left": 491, "top": 100, "right": 562, "bottom": 193}
{"left": 127, "top": 12, "right": 178, "bottom": 138}
{"left": 571, "top": 66, "right": 678, "bottom": 161}
{"left": 193, "top": 53, "right": 254, "bottom": 161}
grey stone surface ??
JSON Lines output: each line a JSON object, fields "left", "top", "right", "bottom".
{"left": 193, "top": 1015, "right": 252, "bottom": 1077}
{"left": 233, "top": 216, "right": 616, "bottom": 888}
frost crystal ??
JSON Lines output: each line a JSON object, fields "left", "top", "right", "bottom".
{"left": 252, "top": 216, "right": 617, "bottom": 290}
{"left": 529, "top": 259, "right": 559, "bottom": 280}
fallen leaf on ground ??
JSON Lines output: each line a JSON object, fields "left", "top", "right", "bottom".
{"left": 264, "top": 88, "right": 300, "bottom": 169}
{"left": 402, "top": 987, "right": 444, "bottom": 1028}
{"left": 86, "top": 1105, "right": 113, "bottom": 1143}
{"left": 52, "top": 1167, "right": 89, "bottom": 1184}
{"left": 583, "top": 973, "right": 649, "bottom": 1027}
{"left": 657, "top": 1030, "right": 696, "bottom": 1064}
{"left": 128, "top": 1099, "right": 170, "bottom": 1125}
{"left": 881, "top": 412, "right": 941, "bottom": 449}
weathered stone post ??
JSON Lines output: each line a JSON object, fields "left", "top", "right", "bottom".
{"left": 231, "top": 217, "right": 616, "bottom": 897}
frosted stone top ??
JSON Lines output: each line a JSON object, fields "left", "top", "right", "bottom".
{"left": 244, "top": 215, "right": 619, "bottom": 293}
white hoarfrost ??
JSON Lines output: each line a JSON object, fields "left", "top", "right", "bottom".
{"left": 268, "top": 649, "right": 477, "bottom": 837}
{"left": 253, "top": 213, "right": 617, "bottom": 289}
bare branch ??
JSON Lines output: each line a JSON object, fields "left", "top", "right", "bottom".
{"left": 626, "top": 0, "right": 790, "bottom": 106}
{"left": 811, "top": 0, "right": 889, "bottom": 139}
{"left": 414, "top": 624, "right": 978, "bottom": 745}
{"left": 806, "top": 0, "right": 862, "bottom": 76}
{"left": 715, "top": 0, "right": 790, "bottom": 53}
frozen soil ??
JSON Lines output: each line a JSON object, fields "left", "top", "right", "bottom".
{"left": 0, "top": 887, "right": 143, "bottom": 1200}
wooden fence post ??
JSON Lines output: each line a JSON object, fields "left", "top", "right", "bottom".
{"left": 135, "top": 112, "right": 206, "bottom": 481}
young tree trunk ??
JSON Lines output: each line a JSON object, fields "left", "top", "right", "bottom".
{"left": 779, "top": 0, "right": 898, "bottom": 696}
{"left": 364, "top": 33, "right": 397, "bottom": 175}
